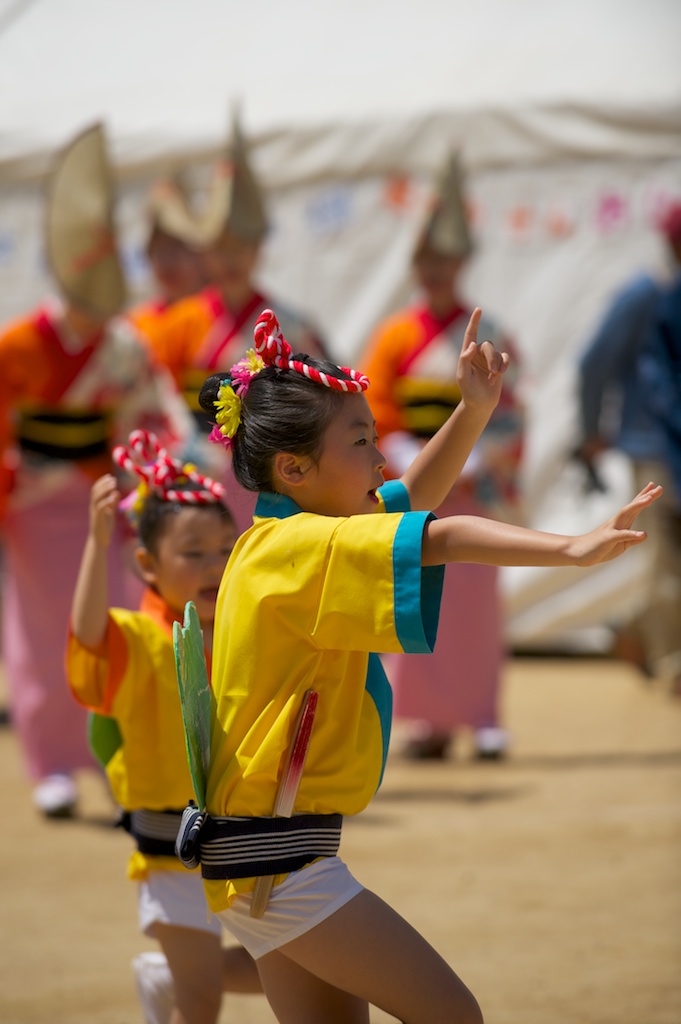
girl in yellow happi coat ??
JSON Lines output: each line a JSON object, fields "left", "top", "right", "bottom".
{"left": 68, "top": 432, "right": 262, "bottom": 1024}
{"left": 181, "top": 307, "right": 659, "bottom": 1024}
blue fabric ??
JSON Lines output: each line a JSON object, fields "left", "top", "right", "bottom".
{"left": 375, "top": 481, "right": 439, "bottom": 783}
{"left": 639, "top": 276, "right": 681, "bottom": 505}
{"left": 254, "top": 491, "right": 300, "bottom": 520}
{"left": 379, "top": 477, "right": 445, "bottom": 654}
{"left": 378, "top": 477, "right": 409, "bottom": 511}
{"left": 579, "top": 273, "right": 666, "bottom": 460}
{"left": 365, "top": 652, "right": 393, "bottom": 787}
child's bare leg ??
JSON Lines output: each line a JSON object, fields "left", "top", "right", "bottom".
{"left": 221, "top": 944, "right": 262, "bottom": 992}
{"left": 268, "top": 889, "right": 483, "bottom": 1024}
{"left": 257, "top": 951, "right": 370, "bottom": 1024}
{"left": 153, "top": 923, "right": 223, "bottom": 1024}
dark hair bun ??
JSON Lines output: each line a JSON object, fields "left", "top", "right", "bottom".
{"left": 199, "top": 373, "right": 227, "bottom": 416}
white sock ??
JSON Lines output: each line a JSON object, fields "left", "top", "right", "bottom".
{"left": 132, "top": 951, "right": 175, "bottom": 1024}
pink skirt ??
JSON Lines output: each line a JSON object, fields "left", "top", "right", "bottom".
{"left": 389, "top": 491, "right": 505, "bottom": 732}
{"left": 2, "top": 472, "right": 139, "bottom": 780}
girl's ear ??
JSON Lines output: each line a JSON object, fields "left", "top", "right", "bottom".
{"left": 134, "top": 545, "right": 158, "bottom": 586}
{"left": 272, "top": 451, "right": 313, "bottom": 490}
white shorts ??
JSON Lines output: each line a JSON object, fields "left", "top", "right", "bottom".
{"left": 217, "top": 856, "right": 364, "bottom": 960}
{"left": 139, "top": 871, "right": 222, "bottom": 937}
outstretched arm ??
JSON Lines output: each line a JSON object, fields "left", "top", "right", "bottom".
{"left": 71, "top": 474, "right": 120, "bottom": 649}
{"left": 422, "top": 482, "right": 662, "bottom": 567}
{"left": 401, "top": 308, "right": 511, "bottom": 510}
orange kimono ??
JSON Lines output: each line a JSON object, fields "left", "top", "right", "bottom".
{"left": 127, "top": 298, "right": 173, "bottom": 345}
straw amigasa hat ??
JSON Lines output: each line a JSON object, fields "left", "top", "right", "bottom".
{"left": 145, "top": 170, "right": 200, "bottom": 245}
{"left": 145, "top": 168, "right": 225, "bottom": 249}
{"left": 415, "top": 152, "right": 473, "bottom": 260}
{"left": 45, "top": 122, "right": 127, "bottom": 318}
{"left": 221, "top": 108, "right": 269, "bottom": 244}
{"left": 143, "top": 111, "right": 269, "bottom": 251}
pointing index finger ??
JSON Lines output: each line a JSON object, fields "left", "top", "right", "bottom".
{"left": 462, "top": 307, "right": 482, "bottom": 350}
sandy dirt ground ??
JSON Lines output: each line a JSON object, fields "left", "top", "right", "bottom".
{"left": 1, "top": 655, "right": 680, "bottom": 1024}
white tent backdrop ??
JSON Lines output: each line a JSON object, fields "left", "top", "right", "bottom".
{"left": 1, "top": 0, "right": 681, "bottom": 649}
{"left": 1, "top": 0, "right": 680, "bottom": 165}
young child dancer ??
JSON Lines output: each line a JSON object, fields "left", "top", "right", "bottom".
{"left": 189, "top": 308, "right": 661, "bottom": 1024}
{"left": 67, "top": 430, "right": 262, "bottom": 1024}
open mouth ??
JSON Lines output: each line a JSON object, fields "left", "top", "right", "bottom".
{"left": 198, "top": 586, "right": 220, "bottom": 603}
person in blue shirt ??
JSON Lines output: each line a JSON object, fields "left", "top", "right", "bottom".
{"left": 637, "top": 206, "right": 681, "bottom": 692}
{"left": 576, "top": 202, "right": 681, "bottom": 683}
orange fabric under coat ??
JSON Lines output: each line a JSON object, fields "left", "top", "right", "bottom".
{"left": 143, "top": 288, "right": 263, "bottom": 388}
{"left": 126, "top": 299, "right": 172, "bottom": 344}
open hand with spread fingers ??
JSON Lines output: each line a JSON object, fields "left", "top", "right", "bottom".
{"left": 564, "top": 482, "right": 663, "bottom": 566}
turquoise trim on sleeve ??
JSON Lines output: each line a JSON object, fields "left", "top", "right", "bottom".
{"left": 392, "top": 511, "right": 444, "bottom": 653}
{"left": 378, "top": 478, "right": 410, "bottom": 512}
{"left": 365, "top": 653, "right": 393, "bottom": 790}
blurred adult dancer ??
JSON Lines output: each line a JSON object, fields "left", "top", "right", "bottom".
{"left": 128, "top": 173, "right": 207, "bottom": 338}
{"left": 145, "top": 113, "right": 327, "bottom": 533}
{"left": 361, "top": 155, "right": 524, "bottom": 760}
{"left": 0, "top": 124, "right": 193, "bottom": 816}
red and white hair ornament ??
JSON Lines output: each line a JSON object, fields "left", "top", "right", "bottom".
{"left": 208, "top": 309, "right": 369, "bottom": 453}
{"left": 113, "top": 429, "right": 225, "bottom": 505}
{"left": 253, "top": 309, "right": 369, "bottom": 393}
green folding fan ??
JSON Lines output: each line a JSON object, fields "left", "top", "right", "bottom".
{"left": 173, "top": 601, "right": 212, "bottom": 809}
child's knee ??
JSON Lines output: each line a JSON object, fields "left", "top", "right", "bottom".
{"left": 174, "top": 980, "right": 222, "bottom": 1024}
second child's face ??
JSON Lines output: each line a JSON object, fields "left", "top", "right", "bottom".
{"left": 137, "top": 506, "right": 237, "bottom": 624}
{"left": 302, "top": 393, "right": 387, "bottom": 518}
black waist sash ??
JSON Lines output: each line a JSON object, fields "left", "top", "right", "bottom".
{"left": 17, "top": 408, "right": 110, "bottom": 461}
{"left": 120, "top": 808, "right": 184, "bottom": 858}
{"left": 175, "top": 805, "right": 343, "bottom": 879}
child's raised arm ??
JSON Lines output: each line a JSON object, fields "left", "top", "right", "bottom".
{"left": 71, "top": 474, "right": 121, "bottom": 649}
{"left": 421, "top": 482, "right": 662, "bottom": 567}
{"left": 400, "top": 308, "right": 511, "bottom": 511}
